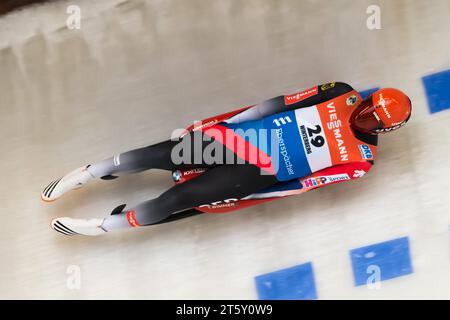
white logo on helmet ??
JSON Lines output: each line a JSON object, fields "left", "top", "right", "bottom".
{"left": 373, "top": 121, "right": 406, "bottom": 133}
{"left": 378, "top": 93, "right": 391, "bottom": 119}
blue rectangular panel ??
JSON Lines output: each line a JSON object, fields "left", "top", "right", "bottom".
{"left": 359, "top": 87, "right": 380, "bottom": 100}
{"left": 255, "top": 262, "right": 317, "bottom": 300}
{"left": 422, "top": 69, "right": 450, "bottom": 113}
{"left": 350, "top": 237, "right": 413, "bottom": 286}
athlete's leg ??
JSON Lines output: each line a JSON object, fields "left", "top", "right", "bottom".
{"left": 52, "top": 163, "right": 277, "bottom": 235}
{"left": 42, "top": 131, "right": 236, "bottom": 201}
{"left": 102, "top": 163, "right": 277, "bottom": 231}
{"left": 86, "top": 139, "right": 181, "bottom": 179}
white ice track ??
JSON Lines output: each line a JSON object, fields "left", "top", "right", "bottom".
{"left": 0, "top": 0, "right": 449, "bottom": 299}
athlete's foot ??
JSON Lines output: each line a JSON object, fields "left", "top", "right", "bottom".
{"left": 41, "top": 165, "right": 94, "bottom": 202}
{"left": 51, "top": 217, "right": 107, "bottom": 236}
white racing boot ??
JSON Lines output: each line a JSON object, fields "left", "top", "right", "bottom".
{"left": 52, "top": 217, "right": 107, "bottom": 236}
{"left": 41, "top": 165, "right": 94, "bottom": 202}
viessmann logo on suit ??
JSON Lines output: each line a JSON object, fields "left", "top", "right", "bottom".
{"left": 325, "top": 101, "right": 348, "bottom": 162}
{"left": 284, "top": 86, "right": 318, "bottom": 105}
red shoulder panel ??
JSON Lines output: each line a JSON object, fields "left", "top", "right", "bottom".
{"left": 183, "top": 105, "right": 254, "bottom": 134}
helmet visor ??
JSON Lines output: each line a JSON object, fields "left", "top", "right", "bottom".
{"left": 353, "top": 96, "right": 384, "bottom": 132}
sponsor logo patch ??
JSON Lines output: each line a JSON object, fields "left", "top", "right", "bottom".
{"left": 377, "top": 93, "right": 391, "bottom": 119}
{"left": 126, "top": 210, "right": 140, "bottom": 227}
{"left": 358, "top": 144, "right": 373, "bottom": 159}
{"left": 198, "top": 198, "right": 239, "bottom": 209}
{"left": 172, "top": 170, "right": 182, "bottom": 182}
{"left": 326, "top": 102, "right": 348, "bottom": 162}
{"left": 320, "top": 82, "right": 336, "bottom": 91}
{"left": 353, "top": 169, "right": 366, "bottom": 178}
{"left": 373, "top": 122, "right": 406, "bottom": 133}
{"left": 192, "top": 120, "right": 218, "bottom": 132}
{"left": 284, "top": 86, "right": 318, "bottom": 105}
{"left": 346, "top": 94, "right": 358, "bottom": 106}
{"left": 301, "top": 173, "right": 350, "bottom": 188}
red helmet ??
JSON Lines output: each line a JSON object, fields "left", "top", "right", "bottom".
{"left": 350, "top": 88, "right": 412, "bottom": 135}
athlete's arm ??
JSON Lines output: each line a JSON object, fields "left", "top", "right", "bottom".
{"left": 223, "top": 82, "right": 354, "bottom": 124}
{"left": 298, "top": 161, "right": 373, "bottom": 193}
